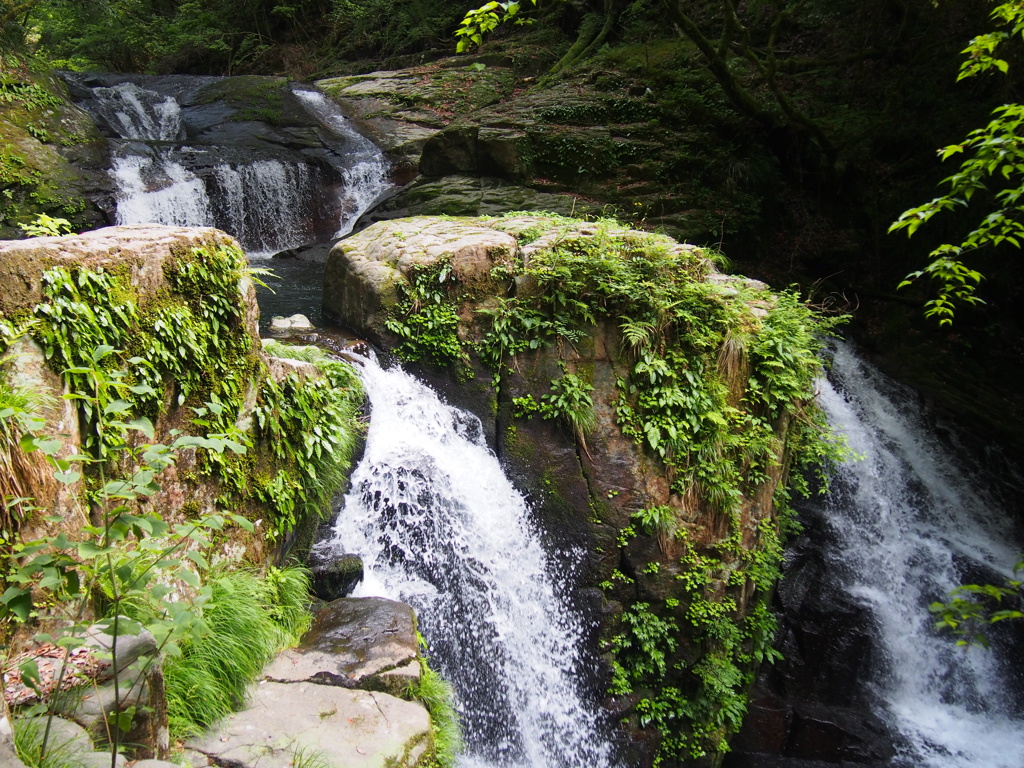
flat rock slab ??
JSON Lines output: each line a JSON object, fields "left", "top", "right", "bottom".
{"left": 188, "top": 681, "right": 431, "bottom": 768}
{"left": 264, "top": 597, "right": 420, "bottom": 691}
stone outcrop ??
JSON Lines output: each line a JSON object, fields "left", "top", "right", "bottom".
{"left": 1, "top": 623, "right": 169, "bottom": 762}
{"left": 2, "top": 600, "right": 433, "bottom": 768}
{"left": 190, "top": 597, "right": 432, "bottom": 768}
{"left": 264, "top": 598, "right": 421, "bottom": 695}
{"left": 323, "top": 215, "right": 826, "bottom": 765}
{"left": 0, "top": 225, "right": 345, "bottom": 557}
{"left": 0, "top": 58, "right": 110, "bottom": 239}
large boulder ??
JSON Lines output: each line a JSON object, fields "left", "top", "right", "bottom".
{"left": 187, "top": 681, "right": 431, "bottom": 768}
{"left": 264, "top": 597, "right": 421, "bottom": 696}
{"left": 323, "top": 215, "right": 831, "bottom": 765}
{"left": 316, "top": 60, "right": 519, "bottom": 182}
{"left": 0, "top": 225, "right": 350, "bottom": 565}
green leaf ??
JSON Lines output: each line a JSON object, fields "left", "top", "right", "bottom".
{"left": 126, "top": 416, "right": 156, "bottom": 438}
{"left": 19, "top": 659, "right": 42, "bottom": 693}
{"left": 54, "top": 469, "right": 82, "bottom": 485}
{"left": 91, "top": 344, "right": 117, "bottom": 362}
{"left": 78, "top": 541, "right": 113, "bottom": 559}
{"left": 1, "top": 587, "right": 33, "bottom": 623}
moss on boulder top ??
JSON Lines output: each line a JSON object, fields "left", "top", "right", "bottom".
{"left": 0, "top": 54, "right": 109, "bottom": 238}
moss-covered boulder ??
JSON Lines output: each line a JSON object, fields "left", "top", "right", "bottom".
{"left": 323, "top": 214, "right": 839, "bottom": 766}
{"left": 0, "top": 55, "right": 110, "bottom": 239}
{"left": 0, "top": 225, "right": 363, "bottom": 563}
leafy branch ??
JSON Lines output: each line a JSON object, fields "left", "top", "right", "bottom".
{"left": 891, "top": 0, "right": 1024, "bottom": 324}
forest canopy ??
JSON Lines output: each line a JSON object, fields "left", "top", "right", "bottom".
{"left": 3, "top": 0, "right": 468, "bottom": 74}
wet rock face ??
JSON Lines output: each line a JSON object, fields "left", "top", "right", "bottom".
{"left": 309, "top": 552, "right": 365, "bottom": 601}
{"left": 724, "top": 506, "right": 900, "bottom": 766}
{"left": 264, "top": 597, "right": 421, "bottom": 694}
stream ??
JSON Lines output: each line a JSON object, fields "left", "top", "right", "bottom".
{"left": 780, "top": 343, "right": 1024, "bottom": 767}
{"left": 318, "top": 354, "right": 616, "bottom": 768}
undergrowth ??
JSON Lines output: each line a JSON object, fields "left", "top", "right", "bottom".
{"left": 409, "top": 653, "right": 463, "bottom": 768}
{"left": 159, "top": 566, "right": 311, "bottom": 739}
{"left": 10, "top": 244, "right": 363, "bottom": 539}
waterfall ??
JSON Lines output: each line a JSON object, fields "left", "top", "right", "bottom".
{"left": 111, "top": 154, "right": 213, "bottom": 228}
{"left": 210, "top": 160, "right": 316, "bottom": 255}
{"left": 292, "top": 88, "right": 391, "bottom": 238}
{"left": 818, "top": 342, "right": 1024, "bottom": 767}
{"left": 88, "top": 81, "right": 184, "bottom": 141}
{"left": 320, "top": 356, "right": 615, "bottom": 768}
{"left": 74, "top": 78, "right": 391, "bottom": 255}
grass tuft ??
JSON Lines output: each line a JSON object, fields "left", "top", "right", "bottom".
{"left": 409, "top": 661, "right": 463, "bottom": 768}
{"left": 163, "top": 566, "right": 311, "bottom": 739}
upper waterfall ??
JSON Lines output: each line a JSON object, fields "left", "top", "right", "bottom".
{"left": 67, "top": 75, "right": 392, "bottom": 256}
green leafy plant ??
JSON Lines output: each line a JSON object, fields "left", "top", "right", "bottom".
{"left": 385, "top": 260, "right": 471, "bottom": 376}
{"left": 252, "top": 342, "right": 365, "bottom": 540}
{"left": 161, "top": 566, "right": 311, "bottom": 739}
{"left": 1, "top": 349, "right": 255, "bottom": 763}
{"left": 409, "top": 654, "right": 463, "bottom": 768}
{"left": 512, "top": 361, "right": 596, "bottom": 446}
{"left": 16, "top": 214, "right": 72, "bottom": 237}
{"left": 890, "top": 1, "right": 1024, "bottom": 324}
{"left": 930, "top": 558, "right": 1024, "bottom": 648}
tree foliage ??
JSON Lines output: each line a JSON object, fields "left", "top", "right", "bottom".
{"left": 467, "top": 1, "right": 944, "bottom": 160}
{"left": 21, "top": 0, "right": 465, "bottom": 73}
{"left": 891, "top": 0, "right": 1024, "bottom": 324}
{"left": 931, "top": 559, "right": 1024, "bottom": 647}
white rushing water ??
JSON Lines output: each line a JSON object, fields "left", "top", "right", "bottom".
{"left": 321, "top": 356, "right": 614, "bottom": 768}
{"left": 111, "top": 154, "right": 213, "bottom": 228}
{"left": 84, "top": 79, "right": 390, "bottom": 254}
{"left": 293, "top": 88, "right": 391, "bottom": 238}
{"left": 820, "top": 342, "right": 1024, "bottom": 767}
{"left": 89, "top": 82, "right": 184, "bottom": 141}
{"left": 210, "top": 160, "right": 316, "bottom": 256}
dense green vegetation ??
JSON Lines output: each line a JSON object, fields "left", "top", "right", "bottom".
{"left": 4, "top": 0, "right": 467, "bottom": 75}
{"left": 0, "top": 241, "right": 366, "bottom": 763}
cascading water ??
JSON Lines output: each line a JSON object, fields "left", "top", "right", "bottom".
{"left": 292, "top": 89, "right": 390, "bottom": 238}
{"left": 69, "top": 76, "right": 391, "bottom": 255}
{"left": 816, "top": 342, "right": 1024, "bottom": 767}
{"left": 320, "top": 355, "right": 615, "bottom": 768}
{"left": 85, "top": 81, "right": 185, "bottom": 141}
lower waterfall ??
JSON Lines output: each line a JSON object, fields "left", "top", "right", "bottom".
{"left": 815, "top": 343, "right": 1024, "bottom": 767}
{"left": 320, "top": 355, "right": 615, "bottom": 768}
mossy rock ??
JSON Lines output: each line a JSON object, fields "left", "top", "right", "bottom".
{"left": 0, "top": 56, "right": 109, "bottom": 238}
